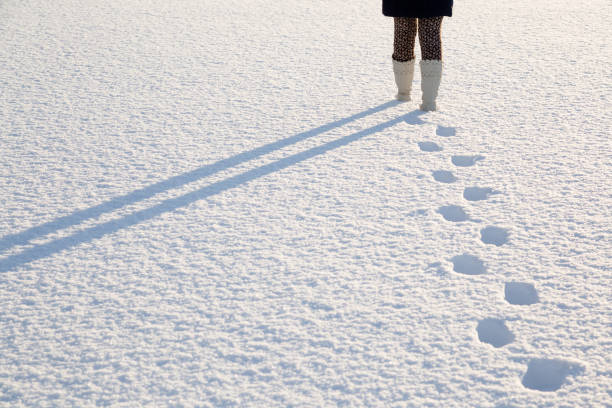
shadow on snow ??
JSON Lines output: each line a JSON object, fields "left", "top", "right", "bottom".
{"left": 0, "top": 101, "right": 426, "bottom": 272}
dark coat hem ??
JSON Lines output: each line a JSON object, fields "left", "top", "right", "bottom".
{"left": 382, "top": 1, "right": 453, "bottom": 18}
{"left": 383, "top": 10, "right": 452, "bottom": 18}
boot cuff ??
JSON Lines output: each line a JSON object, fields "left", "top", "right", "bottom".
{"left": 393, "top": 58, "right": 415, "bottom": 74}
{"left": 420, "top": 60, "right": 443, "bottom": 77}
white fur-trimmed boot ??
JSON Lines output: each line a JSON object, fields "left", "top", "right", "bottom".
{"left": 419, "top": 60, "right": 443, "bottom": 111}
{"left": 393, "top": 59, "right": 415, "bottom": 101}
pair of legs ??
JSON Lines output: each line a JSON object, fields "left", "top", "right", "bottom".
{"left": 393, "top": 17, "right": 443, "bottom": 62}
{"left": 391, "top": 17, "right": 444, "bottom": 110}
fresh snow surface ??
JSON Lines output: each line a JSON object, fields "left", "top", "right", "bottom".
{"left": 1, "top": 0, "right": 611, "bottom": 406}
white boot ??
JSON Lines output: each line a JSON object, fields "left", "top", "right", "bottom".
{"left": 393, "top": 59, "right": 415, "bottom": 101}
{"left": 419, "top": 60, "right": 443, "bottom": 111}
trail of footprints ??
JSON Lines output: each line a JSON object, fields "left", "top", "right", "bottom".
{"left": 415, "top": 124, "right": 582, "bottom": 392}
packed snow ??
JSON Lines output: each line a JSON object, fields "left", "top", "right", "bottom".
{"left": 1, "top": 0, "right": 610, "bottom": 406}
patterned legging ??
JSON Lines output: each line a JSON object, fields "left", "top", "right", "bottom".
{"left": 393, "top": 17, "right": 443, "bottom": 61}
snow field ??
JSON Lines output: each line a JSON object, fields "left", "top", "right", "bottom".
{"left": 1, "top": 0, "right": 611, "bottom": 406}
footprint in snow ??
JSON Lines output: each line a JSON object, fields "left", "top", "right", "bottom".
{"left": 522, "top": 358, "right": 584, "bottom": 392}
{"left": 432, "top": 170, "right": 457, "bottom": 183}
{"left": 452, "top": 155, "right": 485, "bottom": 167}
{"left": 437, "top": 205, "right": 469, "bottom": 222}
{"left": 505, "top": 282, "right": 539, "bottom": 305}
{"left": 451, "top": 254, "right": 486, "bottom": 275}
{"left": 480, "top": 226, "right": 510, "bottom": 246}
{"left": 418, "top": 141, "right": 443, "bottom": 152}
{"left": 463, "top": 187, "right": 498, "bottom": 201}
{"left": 476, "top": 318, "right": 515, "bottom": 348}
{"left": 436, "top": 125, "right": 456, "bottom": 137}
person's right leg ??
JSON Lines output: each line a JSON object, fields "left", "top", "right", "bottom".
{"left": 417, "top": 17, "right": 443, "bottom": 61}
{"left": 416, "top": 17, "right": 444, "bottom": 111}
{"left": 392, "top": 17, "right": 417, "bottom": 101}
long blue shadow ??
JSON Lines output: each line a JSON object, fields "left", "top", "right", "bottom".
{"left": 0, "top": 100, "right": 401, "bottom": 254}
{"left": 0, "top": 110, "right": 425, "bottom": 272}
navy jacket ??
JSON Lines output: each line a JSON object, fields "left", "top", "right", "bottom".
{"left": 383, "top": 0, "right": 453, "bottom": 17}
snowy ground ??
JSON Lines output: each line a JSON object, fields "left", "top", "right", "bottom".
{"left": 1, "top": 0, "right": 611, "bottom": 406}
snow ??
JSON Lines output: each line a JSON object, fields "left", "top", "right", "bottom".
{"left": 1, "top": 0, "right": 610, "bottom": 406}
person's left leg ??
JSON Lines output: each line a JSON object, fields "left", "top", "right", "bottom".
{"left": 417, "top": 17, "right": 444, "bottom": 110}
{"left": 392, "top": 17, "right": 417, "bottom": 101}
{"left": 393, "top": 17, "right": 417, "bottom": 62}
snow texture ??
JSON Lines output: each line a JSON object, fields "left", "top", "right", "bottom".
{"left": 1, "top": 0, "right": 611, "bottom": 406}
